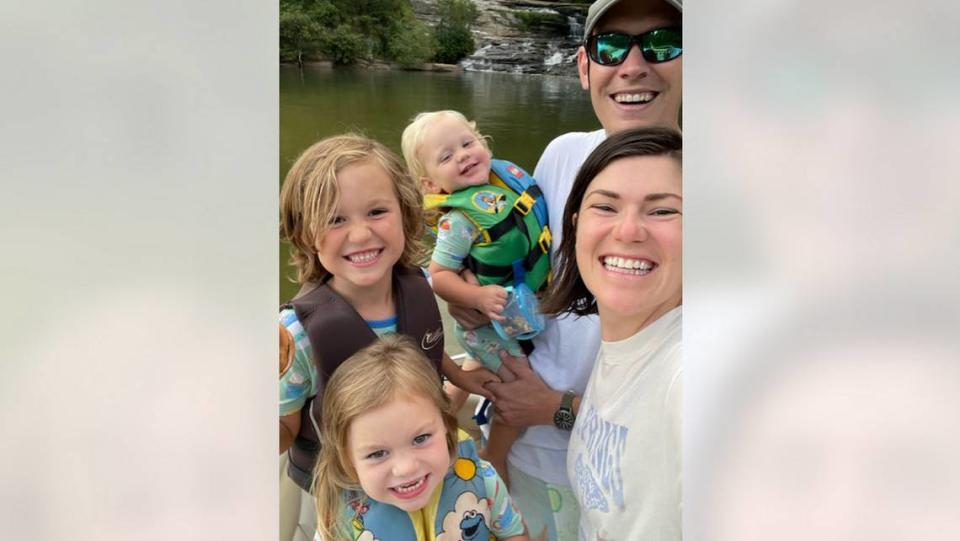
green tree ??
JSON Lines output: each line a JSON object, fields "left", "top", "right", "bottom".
{"left": 433, "top": 0, "right": 479, "bottom": 64}
{"left": 320, "top": 24, "right": 367, "bottom": 64}
{"left": 279, "top": 5, "right": 321, "bottom": 64}
{"left": 279, "top": 0, "right": 438, "bottom": 67}
{"left": 331, "top": 0, "right": 409, "bottom": 58}
{"left": 388, "top": 18, "right": 435, "bottom": 68}
{"left": 279, "top": 0, "right": 340, "bottom": 64}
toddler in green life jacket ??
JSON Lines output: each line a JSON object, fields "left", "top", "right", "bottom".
{"left": 402, "top": 110, "right": 552, "bottom": 488}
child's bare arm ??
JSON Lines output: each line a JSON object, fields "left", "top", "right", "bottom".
{"left": 445, "top": 269, "right": 491, "bottom": 330}
{"left": 429, "top": 260, "right": 507, "bottom": 321}
{"left": 280, "top": 411, "right": 300, "bottom": 454}
{"left": 441, "top": 352, "right": 499, "bottom": 401}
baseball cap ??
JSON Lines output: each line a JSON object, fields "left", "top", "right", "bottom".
{"left": 583, "top": 0, "right": 683, "bottom": 41}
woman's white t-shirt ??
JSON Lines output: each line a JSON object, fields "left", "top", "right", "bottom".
{"left": 567, "top": 306, "right": 682, "bottom": 541}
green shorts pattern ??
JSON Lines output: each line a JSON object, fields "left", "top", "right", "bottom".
{"left": 507, "top": 462, "right": 580, "bottom": 541}
{"left": 454, "top": 322, "right": 524, "bottom": 373}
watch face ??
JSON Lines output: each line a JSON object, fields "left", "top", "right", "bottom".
{"left": 553, "top": 409, "right": 575, "bottom": 431}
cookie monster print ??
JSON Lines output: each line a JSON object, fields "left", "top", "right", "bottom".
{"left": 459, "top": 509, "right": 490, "bottom": 540}
{"left": 437, "top": 491, "right": 492, "bottom": 541}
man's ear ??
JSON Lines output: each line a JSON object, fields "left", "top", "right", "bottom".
{"left": 577, "top": 46, "right": 590, "bottom": 91}
{"left": 421, "top": 176, "right": 441, "bottom": 194}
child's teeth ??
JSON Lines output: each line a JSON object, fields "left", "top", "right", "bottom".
{"left": 349, "top": 250, "right": 378, "bottom": 263}
{"left": 394, "top": 477, "right": 424, "bottom": 493}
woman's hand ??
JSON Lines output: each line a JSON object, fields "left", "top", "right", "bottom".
{"left": 484, "top": 351, "right": 563, "bottom": 428}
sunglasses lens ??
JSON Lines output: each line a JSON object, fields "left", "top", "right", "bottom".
{"left": 592, "top": 33, "right": 631, "bottom": 65}
{"left": 642, "top": 28, "right": 682, "bottom": 63}
{"left": 589, "top": 28, "right": 682, "bottom": 65}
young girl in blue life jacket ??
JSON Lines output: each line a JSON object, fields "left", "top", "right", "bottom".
{"left": 312, "top": 335, "right": 529, "bottom": 541}
{"left": 401, "top": 112, "right": 552, "bottom": 486}
{"left": 279, "top": 134, "right": 501, "bottom": 534}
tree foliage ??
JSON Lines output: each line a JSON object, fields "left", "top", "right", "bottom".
{"left": 433, "top": 0, "right": 479, "bottom": 64}
{"left": 279, "top": 0, "right": 480, "bottom": 67}
{"left": 388, "top": 18, "right": 435, "bottom": 68}
{"left": 279, "top": 3, "right": 327, "bottom": 63}
{"left": 321, "top": 24, "right": 368, "bottom": 64}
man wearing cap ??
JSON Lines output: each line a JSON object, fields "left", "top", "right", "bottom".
{"left": 476, "top": 1, "right": 683, "bottom": 540}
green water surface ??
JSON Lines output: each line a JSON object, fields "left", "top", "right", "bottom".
{"left": 279, "top": 66, "right": 599, "bottom": 352}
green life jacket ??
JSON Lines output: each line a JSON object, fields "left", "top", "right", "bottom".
{"left": 425, "top": 159, "right": 551, "bottom": 292}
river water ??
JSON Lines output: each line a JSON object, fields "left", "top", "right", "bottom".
{"left": 279, "top": 65, "right": 599, "bottom": 351}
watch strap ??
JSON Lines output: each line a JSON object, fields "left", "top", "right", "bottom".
{"left": 560, "top": 389, "right": 576, "bottom": 412}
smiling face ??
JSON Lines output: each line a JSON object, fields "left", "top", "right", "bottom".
{"left": 347, "top": 394, "right": 452, "bottom": 512}
{"left": 315, "top": 160, "right": 405, "bottom": 297}
{"left": 575, "top": 154, "right": 682, "bottom": 340}
{"left": 418, "top": 114, "right": 492, "bottom": 195}
{"left": 577, "top": 0, "right": 682, "bottom": 134}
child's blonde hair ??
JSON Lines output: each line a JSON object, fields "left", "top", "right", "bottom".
{"left": 400, "top": 110, "right": 491, "bottom": 185}
{"left": 310, "top": 335, "right": 459, "bottom": 541}
{"left": 280, "top": 134, "right": 427, "bottom": 285}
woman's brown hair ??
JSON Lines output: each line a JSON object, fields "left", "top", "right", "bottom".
{"left": 540, "top": 127, "right": 682, "bottom": 317}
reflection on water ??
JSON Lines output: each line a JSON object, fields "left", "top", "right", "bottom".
{"left": 280, "top": 66, "right": 597, "bottom": 178}
{"left": 279, "top": 66, "right": 599, "bottom": 351}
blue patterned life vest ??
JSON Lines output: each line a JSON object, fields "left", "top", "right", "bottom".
{"left": 338, "top": 430, "right": 509, "bottom": 541}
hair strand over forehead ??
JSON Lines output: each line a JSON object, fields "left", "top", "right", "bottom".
{"left": 400, "top": 110, "right": 490, "bottom": 185}
{"left": 279, "top": 134, "right": 427, "bottom": 286}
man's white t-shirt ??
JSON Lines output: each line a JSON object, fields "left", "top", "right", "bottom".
{"left": 568, "top": 307, "right": 682, "bottom": 541}
{"left": 507, "top": 129, "right": 607, "bottom": 486}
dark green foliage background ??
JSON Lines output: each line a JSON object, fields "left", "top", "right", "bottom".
{"left": 279, "top": 0, "right": 479, "bottom": 66}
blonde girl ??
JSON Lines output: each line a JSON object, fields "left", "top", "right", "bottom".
{"left": 312, "top": 335, "right": 528, "bottom": 541}
{"left": 278, "top": 134, "right": 498, "bottom": 536}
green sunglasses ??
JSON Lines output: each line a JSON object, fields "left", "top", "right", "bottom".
{"left": 585, "top": 27, "right": 682, "bottom": 66}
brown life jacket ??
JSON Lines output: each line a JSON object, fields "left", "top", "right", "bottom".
{"left": 282, "top": 266, "right": 444, "bottom": 492}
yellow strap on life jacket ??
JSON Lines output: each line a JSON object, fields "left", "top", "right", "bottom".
{"left": 513, "top": 190, "right": 536, "bottom": 215}
{"left": 538, "top": 226, "right": 552, "bottom": 254}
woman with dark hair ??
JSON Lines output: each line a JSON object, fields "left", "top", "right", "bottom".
{"left": 541, "top": 127, "right": 682, "bottom": 540}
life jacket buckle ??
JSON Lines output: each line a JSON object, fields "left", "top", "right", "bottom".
{"left": 538, "top": 226, "right": 552, "bottom": 253}
{"left": 514, "top": 191, "right": 535, "bottom": 215}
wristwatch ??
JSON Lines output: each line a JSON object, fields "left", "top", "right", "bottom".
{"left": 553, "top": 390, "right": 576, "bottom": 431}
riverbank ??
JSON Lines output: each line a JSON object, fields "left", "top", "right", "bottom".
{"left": 281, "top": 58, "right": 579, "bottom": 78}
{"left": 281, "top": 59, "right": 463, "bottom": 73}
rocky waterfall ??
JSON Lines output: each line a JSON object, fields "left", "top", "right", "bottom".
{"left": 411, "top": 0, "right": 589, "bottom": 77}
